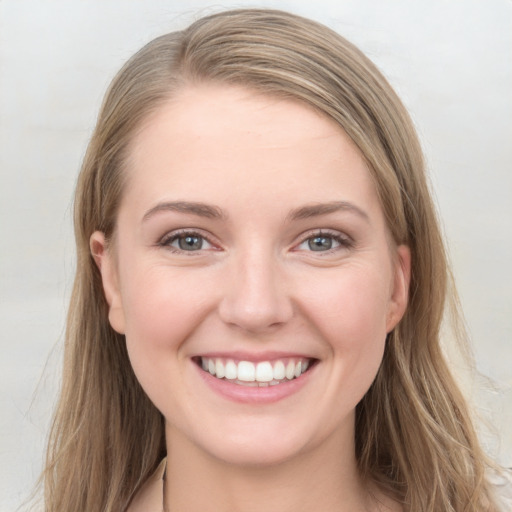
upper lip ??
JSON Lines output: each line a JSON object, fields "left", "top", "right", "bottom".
{"left": 192, "top": 351, "right": 318, "bottom": 363}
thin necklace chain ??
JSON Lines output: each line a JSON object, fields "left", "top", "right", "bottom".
{"left": 162, "top": 464, "right": 168, "bottom": 512}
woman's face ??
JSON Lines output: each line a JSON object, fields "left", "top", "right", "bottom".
{"left": 92, "top": 84, "right": 410, "bottom": 467}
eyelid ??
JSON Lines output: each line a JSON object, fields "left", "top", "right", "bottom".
{"left": 157, "top": 227, "right": 353, "bottom": 254}
{"left": 292, "top": 229, "right": 354, "bottom": 252}
{"left": 158, "top": 228, "right": 221, "bottom": 252}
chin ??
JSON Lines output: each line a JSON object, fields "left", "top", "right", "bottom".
{"left": 206, "top": 438, "right": 307, "bottom": 468}
{"left": 187, "top": 417, "right": 329, "bottom": 469}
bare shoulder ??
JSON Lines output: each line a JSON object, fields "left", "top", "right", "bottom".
{"left": 126, "top": 459, "right": 166, "bottom": 512}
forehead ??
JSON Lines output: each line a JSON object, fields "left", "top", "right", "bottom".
{"left": 130, "top": 84, "right": 347, "bottom": 155}
{"left": 122, "top": 84, "right": 381, "bottom": 221}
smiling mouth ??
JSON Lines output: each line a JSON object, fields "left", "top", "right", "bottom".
{"left": 194, "top": 356, "right": 316, "bottom": 387}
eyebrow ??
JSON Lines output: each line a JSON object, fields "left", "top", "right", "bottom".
{"left": 142, "top": 201, "right": 226, "bottom": 222}
{"left": 287, "top": 201, "right": 370, "bottom": 222}
{"left": 142, "top": 200, "right": 369, "bottom": 224}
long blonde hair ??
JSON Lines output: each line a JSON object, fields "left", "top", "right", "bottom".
{"left": 42, "top": 9, "right": 499, "bottom": 511}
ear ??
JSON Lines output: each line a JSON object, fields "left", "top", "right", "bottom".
{"left": 386, "top": 244, "right": 411, "bottom": 333}
{"left": 90, "top": 231, "right": 126, "bottom": 334}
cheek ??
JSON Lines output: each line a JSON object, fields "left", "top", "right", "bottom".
{"left": 300, "top": 265, "right": 391, "bottom": 350}
{"left": 121, "top": 266, "right": 208, "bottom": 341}
{"left": 119, "top": 266, "right": 215, "bottom": 384}
{"left": 299, "top": 266, "right": 390, "bottom": 398}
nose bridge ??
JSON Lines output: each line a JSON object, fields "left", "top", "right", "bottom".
{"left": 218, "top": 241, "right": 293, "bottom": 332}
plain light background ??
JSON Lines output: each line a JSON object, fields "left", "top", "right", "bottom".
{"left": 1, "top": 0, "right": 511, "bottom": 509}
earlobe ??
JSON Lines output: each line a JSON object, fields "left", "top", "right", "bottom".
{"left": 90, "top": 231, "right": 126, "bottom": 334}
{"left": 386, "top": 244, "right": 411, "bottom": 333}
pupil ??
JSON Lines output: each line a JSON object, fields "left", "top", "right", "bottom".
{"left": 309, "top": 236, "right": 332, "bottom": 251}
{"left": 179, "top": 235, "right": 202, "bottom": 251}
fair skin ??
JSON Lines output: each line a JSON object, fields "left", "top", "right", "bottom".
{"left": 92, "top": 84, "right": 409, "bottom": 512}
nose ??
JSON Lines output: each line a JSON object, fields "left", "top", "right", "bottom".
{"left": 218, "top": 249, "right": 294, "bottom": 334}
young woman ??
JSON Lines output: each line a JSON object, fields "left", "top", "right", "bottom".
{"left": 41, "top": 9, "right": 510, "bottom": 512}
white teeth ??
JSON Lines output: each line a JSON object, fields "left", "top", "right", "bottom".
{"left": 255, "top": 362, "right": 273, "bottom": 382}
{"left": 225, "top": 360, "right": 237, "bottom": 380}
{"left": 285, "top": 361, "right": 295, "bottom": 380}
{"left": 273, "top": 360, "right": 285, "bottom": 380}
{"left": 200, "top": 357, "right": 312, "bottom": 385}
{"left": 215, "top": 359, "right": 225, "bottom": 379}
{"left": 237, "top": 361, "right": 256, "bottom": 382}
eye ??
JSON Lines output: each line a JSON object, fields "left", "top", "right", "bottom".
{"left": 161, "top": 231, "right": 214, "bottom": 252}
{"left": 295, "top": 231, "right": 352, "bottom": 253}
{"left": 306, "top": 235, "right": 337, "bottom": 251}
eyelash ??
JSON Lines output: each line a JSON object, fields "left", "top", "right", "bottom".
{"left": 158, "top": 229, "right": 354, "bottom": 254}
{"left": 159, "top": 229, "right": 217, "bottom": 254}
{"left": 294, "top": 230, "right": 354, "bottom": 254}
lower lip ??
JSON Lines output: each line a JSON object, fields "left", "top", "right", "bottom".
{"left": 195, "top": 363, "right": 315, "bottom": 404}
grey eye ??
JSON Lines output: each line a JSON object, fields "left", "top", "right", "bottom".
{"left": 307, "top": 236, "right": 334, "bottom": 251}
{"left": 162, "top": 231, "right": 215, "bottom": 253}
{"left": 177, "top": 235, "right": 204, "bottom": 251}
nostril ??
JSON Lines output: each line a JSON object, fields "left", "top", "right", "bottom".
{"left": 217, "top": 260, "right": 293, "bottom": 332}
{"left": 218, "top": 294, "right": 294, "bottom": 333}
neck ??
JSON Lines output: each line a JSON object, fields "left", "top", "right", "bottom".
{"left": 163, "top": 423, "right": 378, "bottom": 512}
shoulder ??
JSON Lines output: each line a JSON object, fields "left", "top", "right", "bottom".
{"left": 488, "top": 467, "right": 512, "bottom": 511}
{"left": 126, "top": 458, "right": 166, "bottom": 512}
